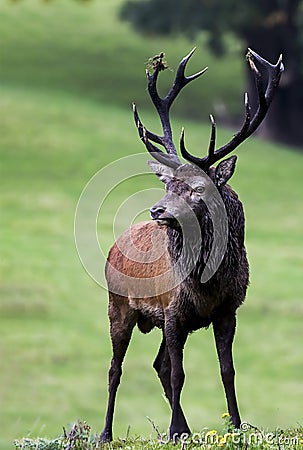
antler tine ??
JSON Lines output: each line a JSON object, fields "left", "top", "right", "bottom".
{"left": 133, "top": 49, "right": 208, "bottom": 166}
{"left": 142, "top": 127, "right": 180, "bottom": 169}
{"left": 208, "top": 114, "right": 216, "bottom": 158}
{"left": 209, "top": 49, "right": 283, "bottom": 163}
{"left": 166, "top": 47, "right": 208, "bottom": 109}
{"left": 145, "top": 48, "right": 207, "bottom": 156}
{"left": 245, "top": 48, "right": 284, "bottom": 135}
{"left": 180, "top": 127, "right": 201, "bottom": 165}
{"left": 181, "top": 49, "right": 283, "bottom": 171}
{"left": 132, "top": 103, "right": 163, "bottom": 145}
{"left": 197, "top": 91, "right": 251, "bottom": 166}
{"left": 180, "top": 117, "right": 216, "bottom": 165}
{"left": 133, "top": 102, "right": 180, "bottom": 167}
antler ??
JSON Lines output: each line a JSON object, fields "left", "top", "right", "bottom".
{"left": 133, "top": 48, "right": 208, "bottom": 168}
{"left": 180, "top": 49, "right": 284, "bottom": 171}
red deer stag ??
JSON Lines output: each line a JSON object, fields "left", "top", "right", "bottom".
{"left": 100, "top": 48, "right": 283, "bottom": 442}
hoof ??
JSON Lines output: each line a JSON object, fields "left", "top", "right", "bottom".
{"left": 100, "top": 430, "right": 112, "bottom": 443}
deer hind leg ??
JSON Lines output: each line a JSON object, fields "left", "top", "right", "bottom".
{"left": 213, "top": 312, "right": 241, "bottom": 428}
{"left": 153, "top": 333, "right": 190, "bottom": 439}
{"left": 100, "top": 294, "right": 137, "bottom": 442}
{"left": 153, "top": 335, "right": 172, "bottom": 404}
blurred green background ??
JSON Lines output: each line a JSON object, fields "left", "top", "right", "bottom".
{"left": 0, "top": 1, "right": 302, "bottom": 449}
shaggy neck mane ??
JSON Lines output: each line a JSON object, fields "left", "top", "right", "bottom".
{"left": 166, "top": 186, "right": 244, "bottom": 285}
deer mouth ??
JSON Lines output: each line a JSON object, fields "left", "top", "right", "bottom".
{"left": 154, "top": 217, "right": 180, "bottom": 228}
{"left": 155, "top": 218, "right": 171, "bottom": 226}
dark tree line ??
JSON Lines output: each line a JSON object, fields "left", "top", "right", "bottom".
{"left": 120, "top": 0, "right": 303, "bottom": 147}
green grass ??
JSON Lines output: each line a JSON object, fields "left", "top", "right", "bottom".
{"left": 0, "top": 0, "right": 244, "bottom": 119}
{"left": 0, "top": 1, "right": 303, "bottom": 449}
{"left": 13, "top": 418, "right": 303, "bottom": 449}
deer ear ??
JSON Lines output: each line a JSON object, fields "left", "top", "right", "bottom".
{"left": 215, "top": 155, "right": 237, "bottom": 187}
{"left": 148, "top": 160, "right": 174, "bottom": 184}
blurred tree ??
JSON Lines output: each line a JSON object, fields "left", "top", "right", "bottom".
{"left": 120, "top": 0, "right": 303, "bottom": 147}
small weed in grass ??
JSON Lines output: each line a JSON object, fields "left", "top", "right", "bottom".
{"left": 15, "top": 421, "right": 96, "bottom": 450}
{"left": 14, "top": 438, "right": 62, "bottom": 450}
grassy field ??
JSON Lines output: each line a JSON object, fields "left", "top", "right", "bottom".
{"left": 0, "top": 1, "right": 303, "bottom": 449}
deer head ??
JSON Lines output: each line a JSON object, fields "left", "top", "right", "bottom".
{"left": 133, "top": 48, "right": 283, "bottom": 228}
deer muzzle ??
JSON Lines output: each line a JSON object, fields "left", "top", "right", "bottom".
{"left": 150, "top": 204, "right": 177, "bottom": 227}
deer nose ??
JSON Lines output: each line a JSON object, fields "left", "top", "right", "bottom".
{"left": 150, "top": 205, "right": 166, "bottom": 219}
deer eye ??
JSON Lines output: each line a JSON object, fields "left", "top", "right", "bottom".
{"left": 194, "top": 186, "right": 205, "bottom": 194}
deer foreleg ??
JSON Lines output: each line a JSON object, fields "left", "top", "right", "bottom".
{"left": 164, "top": 316, "right": 190, "bottom": 441}
{"left": 100, "top": 297, "right": 137, "bottom": 442}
